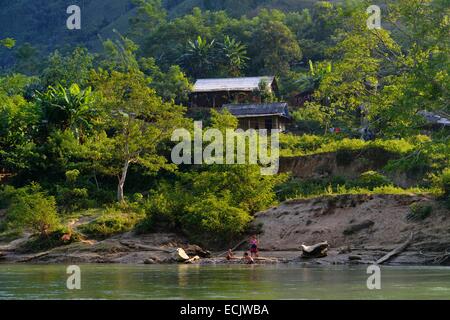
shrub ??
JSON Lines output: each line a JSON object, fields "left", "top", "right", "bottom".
{"left": 90, "top": 189, "right": 115, "bottom": 205}
{"left": 441, "top": 168, "right": 450, "bottom": 197}
{"left": 0, "top": 185, "right": 19, "bottom": 209}
{"left": 357, "top": 171, "right": 391, "bottom": 189}
{"left": 135, "top": 183, "right": 189, "bottom": 234}
{"left": 80, "top": 206, "right": 144, "bottom": 238}
{"left": 5, "top": 184, "right": 60, "bottom": 236}
{"left": 280, "top": 135, "right": 417, "bottom": 158}
{"left": 279, "top": 134, "right": 329, "bottom": 156}
{"left": 407, "top": 203, "right": 433, "bottom": 221}
{"left": 55, "top": 186, "right": 92, "bottom": 212}
{"left": 181, "top": 195, "right": 252, "bottom": 243}
{"left": 433, "top": 168, "right": 450, "bottom": 208}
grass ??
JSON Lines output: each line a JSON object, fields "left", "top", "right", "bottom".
{"left": 61, "top": 208, "right": 104, "bottom": 223}
{"left": 279, "top": 134, "right": 417, "bottom": 158}
{"left": 284, "top": 185, "right": 433, "bottom": 201}
{"left": 79, "top": 206, "right": 145, "bottom": 239}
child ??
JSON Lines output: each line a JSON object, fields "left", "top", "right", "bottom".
{"left": 226, "top": 249, "right": 235, "bottom": 260}
{"left": 243, "top": 252, "right": 254, "bottom": 264}
{"left": 249, "top": 235, "right": 259, "bottom": 258}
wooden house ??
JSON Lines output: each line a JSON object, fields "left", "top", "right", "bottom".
{"left": 223, "top": 102, "right": 291, "bottom": 131}
{"left": 190, "top": 76, "right": 278, "bottom": 108}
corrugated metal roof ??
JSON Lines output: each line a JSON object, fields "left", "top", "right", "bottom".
{"left": 193, "top": 76, "right": 275, "bottom": 92}
{"left": 223, "top": 102, "right": 290, "bottom": 119}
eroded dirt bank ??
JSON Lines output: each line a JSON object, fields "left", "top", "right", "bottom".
{"left": 1, "top": 194, "right": 449, "bottom": 265}
{"left": 252, "top": 194, "right": 450, "bottom": 265}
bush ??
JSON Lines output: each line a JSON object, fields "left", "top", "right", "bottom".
{"left": 80, "top": 205, "right": 144, "bottom": 238}
{"left": 19, "top": 228, "right": 81, "bottom": 253}
{"left": 407, "top": 203, "right": 433, "bottom": 221}
{"left": 433, "top": 168, "right": 450, "bottom": 208}
{"left": 181, "top": 195, "right": 252, "bottom": 244}
{"left": 279, "top": 135, "right": 417, "bottom": 158}
{"left": 357, "top": 171, "right": 391, "bottom": 189}
{"left": 279, "top": 134, "right": 329, "bottom": 156}
{"left": 441, "top": 168, "right": 450, "bottom": 196}
{"left": 0, "top": 185, "right": 19, "bottom": 209}
{"left": 135, "top": 183, "right": 189, "bottom": 234}
{"left": 4, "top": 184, "right": 60, "bottom": 236}
{"left": 55, "top": 186, "right": 92, "bottom": 212}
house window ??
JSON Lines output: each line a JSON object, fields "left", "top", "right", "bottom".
{"left": 265, "top": 118, "right": 273, "bottom": 130}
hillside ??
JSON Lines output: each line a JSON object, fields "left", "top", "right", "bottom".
{"left": 0, "top": 0, "right": 326, "bottom": 64}
{"left": 0, "top": 0, "right": 136, "bottom": 53}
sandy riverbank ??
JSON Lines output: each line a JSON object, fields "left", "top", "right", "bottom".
{"left": 1, "top": 194, "right": 449, "bottom": 266}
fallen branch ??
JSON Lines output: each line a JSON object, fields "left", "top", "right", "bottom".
{"left": 376, "top": 232, "right": 414, "bottom": 265}
{"left": 217, "top": 239, "right": 248, "bottom": 257}
{"left": 18, "top": 251, "right": 51, "bottom": 263}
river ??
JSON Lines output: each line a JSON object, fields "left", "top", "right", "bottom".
{"left": 1, "top": 264, "right": 449, "bottom": 299}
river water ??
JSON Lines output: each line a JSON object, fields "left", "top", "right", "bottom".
{"left": 0, "top": 264, "right": 449, "bottom": 299}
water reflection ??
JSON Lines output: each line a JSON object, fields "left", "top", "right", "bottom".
{"left": 1, "top": 264, "right": 450, "bottom": 300}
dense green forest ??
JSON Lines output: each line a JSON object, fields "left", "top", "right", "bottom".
{"left": 0, "top": 0, "right": 449, "bottom": 248}
{"left": 0, "top": 0, "right": 327, "bottom": 67}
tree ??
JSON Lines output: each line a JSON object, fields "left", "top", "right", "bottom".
{"left": 100, "top": 31, "right": 141, "bottom": 73}
{"left": 140, "top": 57, "right": 192, "bottom": 104}
{"left": 220, "top": 36, "right": 249, "bottom": 77}
{"left": 0, "top": 74, "right": 40, "bottom": 173}
{"left": 91, "top": 70, "right": 186, "bottom": 202}
{"left": 370, "top": 0, "right": 450, "bottom": 136}
{"left": 181, "top": 36, "right": 217, "bottom": 78}
{"left": 250, "top": 10, "right": 302, "bottom": 75}
{"left": 300, "top": 2, "right": 400, "bottom": 133}
{"left": 129, "top": 0, "right": 167, "bottom": 39}
{"left": 35, "top": 84, "right": 98, "bottom": 142}
{"left": 13, "top": 43, "right": 41, "bottom": 75}
{"left": 254, "top": 79, "right": 277, "bottom": 103}
{"left": 41, "top": 47, "right": 94, "bottom": 87}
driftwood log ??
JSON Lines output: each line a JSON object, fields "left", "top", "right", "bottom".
{"left": 376, "top": 232, "right": 414, "bottom": 264}
{"left": 185, "top": 255, "right": 200, "bottom": 264}
{"left": 301, "top": 241, "right": 329, "bottom": 258}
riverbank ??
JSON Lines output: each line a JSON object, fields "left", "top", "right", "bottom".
{"left": 1, "top": 194, "right": 449, "bottom": 266}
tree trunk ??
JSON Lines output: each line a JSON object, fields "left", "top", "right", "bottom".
{"left": 117, "top": 160, "right": 130, "bottom": 203}
{"left": 93, "top": 171, "right": 99, "bottom": 191}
